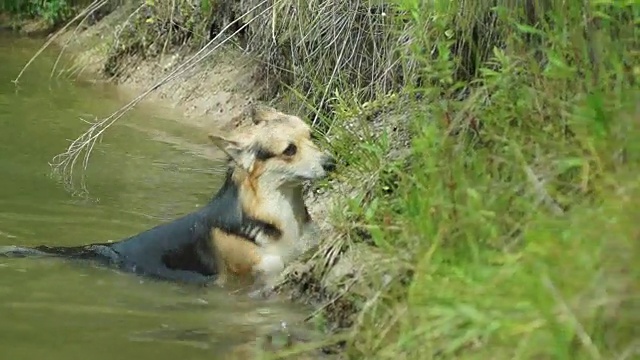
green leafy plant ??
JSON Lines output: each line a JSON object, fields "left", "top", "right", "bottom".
{"left": 1, "top": 0, "right": 75, "bottom": 25}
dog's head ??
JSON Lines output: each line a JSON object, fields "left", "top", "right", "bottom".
{"left": 209, "top": 105, "right": 336, "bottom": 188}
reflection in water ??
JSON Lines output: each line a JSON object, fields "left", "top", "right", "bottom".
{"left": 0, "top": 32, "right": 319, "bottom": 359}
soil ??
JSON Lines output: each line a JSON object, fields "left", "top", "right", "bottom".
{"left": 0, "top": 14, "right": 51, "bottom": 35}
{"left": 50, "top": 7, "right": 266, "bottom": 138}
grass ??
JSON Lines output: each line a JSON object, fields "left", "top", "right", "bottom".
{"left": 9, "top": 0, "right": 640, "bottom": 358}
{"left": 298, "top": 0, "right": 639, "bottom": 358}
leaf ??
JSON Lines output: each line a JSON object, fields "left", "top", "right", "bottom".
{"left": 369, "top": 226, "right": 387, "bottom": 249}
{"left": 200, "top": 0, "right": 211, "bottom": 14}
{"left": 515, "top": 23, "right": 545, "bottom": 36}
{"left": 492, "top": 47, "right": 508, "bottom": 66}
{"left": 586, "top": 91, "right": 609, "bottom": 138}
{"left": 365, "top": 198, "right": 380, "bottom": 221}
{"left": 592, "top": 10, "right": 612, "bottom": 20}
{"left": 556, "top": 158, "right": 584, "bottom": 173}
{"left": 466, "top": 188, "right": 481, "bottom": 201}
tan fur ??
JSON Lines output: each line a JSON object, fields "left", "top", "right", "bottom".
{"left": 211, "top": 228, "right": 261, "bottom": 285}
{"left": 229, "top": 168, "right": 287, "bottom": 244}
{"left": 207, "top": 105, "right": 335, "bottom": 289}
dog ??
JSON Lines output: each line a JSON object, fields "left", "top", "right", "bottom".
{"left": 0, "top": 105, "right": 336, "bottom": 291}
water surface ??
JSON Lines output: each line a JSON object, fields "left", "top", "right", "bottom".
{"left": 0, "top": 32, "right": 312, "bottom": 359}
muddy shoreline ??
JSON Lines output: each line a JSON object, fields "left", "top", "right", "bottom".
{"left": 53, "top": 14, "right": 265, "bottom": 136}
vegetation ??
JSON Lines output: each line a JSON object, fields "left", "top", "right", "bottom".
{"left": 0, "top": 0, "right": 84, "bottom": 26}
{"left": 11, "top": 0, "right": 640, "bottom": 358}
{"left": 313, "top": 1, "right": 639, "bottom": 358}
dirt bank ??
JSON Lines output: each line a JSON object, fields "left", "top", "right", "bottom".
{"left": 52, "top": 7, "right": 265, "bottom": 135}
{"left": 0, "top": 14, "right": 53, "bottom": 36}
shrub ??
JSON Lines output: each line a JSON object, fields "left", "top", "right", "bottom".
{"left": 1, "top": 0, "right": 79, "bottom": 25}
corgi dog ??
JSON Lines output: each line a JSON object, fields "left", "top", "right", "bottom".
{"left": 0, "top": 105, "right": 336, "bottom": 291}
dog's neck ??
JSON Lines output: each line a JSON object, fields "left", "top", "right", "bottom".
{"left": 223, "top": 166, "right": 311, "bottom": 233}
{"left": 240, "top": 173, "right": 312, "bottom": 265}
{"left": 244, "top": 181, "right": 307, "bottom": 233}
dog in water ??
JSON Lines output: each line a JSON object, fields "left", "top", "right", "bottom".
{"left": 0, "top": 105, "right": 336, "bottom": 292}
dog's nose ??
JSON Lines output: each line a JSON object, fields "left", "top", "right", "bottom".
{"left": 322, "top": 155, "right": 337, "bottom": 172}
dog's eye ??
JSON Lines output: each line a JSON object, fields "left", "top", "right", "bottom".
{"left": 282, "top": 143, "right": 297, "bottom": 156}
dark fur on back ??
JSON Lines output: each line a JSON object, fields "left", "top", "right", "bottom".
{"left": 0, "top": 167, "right": 275, "bottom": 285}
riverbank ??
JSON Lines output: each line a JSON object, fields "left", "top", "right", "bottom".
{"left": 0, "top": 13, "right": 50, "bottom": 36}
{"left": 4, "top": 4, "right": 374, "bottom": 355}
{"left": 3, "top": 1, "right": 640, "bottom": 359}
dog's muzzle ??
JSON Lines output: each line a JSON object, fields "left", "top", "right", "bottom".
{"left": 321, "top": 154, "right": 337, "bottom": 173}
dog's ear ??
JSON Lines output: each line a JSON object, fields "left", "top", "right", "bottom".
{"left": 208, "top": 133, "right": 242, "bottom": 158}
{"left": 208, "top": 133, "right": 255, "bottom": 173}
{"left": 248, "top": 104, "right": 279, "bottom": 125}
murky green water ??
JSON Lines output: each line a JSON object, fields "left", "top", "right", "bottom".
{"left": 0, "top": 32, "right": 313, "bottom": 359}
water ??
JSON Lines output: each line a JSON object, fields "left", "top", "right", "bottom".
{"left": 0, "top": 32, "right": 314, "bottom": 358}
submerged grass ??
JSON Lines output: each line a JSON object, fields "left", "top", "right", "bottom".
{"left": 13, "top": 0, "right": 640, "bottom": 358}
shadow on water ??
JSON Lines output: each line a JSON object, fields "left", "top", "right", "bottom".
{"left": 0, "top": 32, "right": 317, "bottom": 359}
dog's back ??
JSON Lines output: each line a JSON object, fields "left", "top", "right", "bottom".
{"left": 0, "top": 105, "right": 336, "bottom": 288}
{"left": 0, "top": 208, "right": 218, "bottom": 284}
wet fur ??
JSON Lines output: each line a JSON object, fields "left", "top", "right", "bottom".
{"left": 0, "top": 106, "right": 335, "bottom": 287}
{"left": 0, "top": 168, "right": 283, "bottom": 285}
